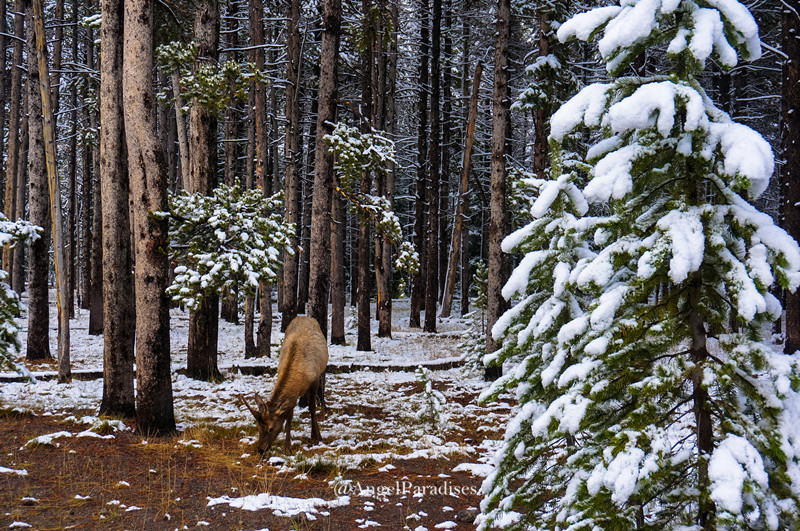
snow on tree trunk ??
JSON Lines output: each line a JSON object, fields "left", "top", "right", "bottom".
{"left": 480, "top": 0, "right": 800, "bottom": 528}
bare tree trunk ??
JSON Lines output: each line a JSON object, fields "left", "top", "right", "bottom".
{"left": 79, "top": 24, "right": 94, "bottom": 310}
{"left": 25, "top": 0, "right": 52, "bottom": 362}
{"left": 0, "top": 0, "right": 6, "bottom": 203}
{"left": 3, "top": 0, "right": 25, "bottom": 286}
{"left": 439, "top": 0, "right": 452, "bottom": 299}
{"left": 375, "top": 1, "right": 397, "bottom": 338}
{"left": 532, "top": 12, "right": 550, "bottom": 179}
{"left": 66, "top": 0, "right": 78, "bottom": 315}
{"left": 331, "top": 177, "right": 346, "bottom": 345}
{"left": 783, "top": 5, "right": 800, "bottom": 354}
{"left": 171, "top": 72, "right": 190, "bottom": 191}
{"left": 485, "top": 0, "right": 511, "bottom": 380}
{"left": 308, "top": 0, "right": 342, "bottom": 339}
{"left": 410, "top": 1, "right": 428, "bottom": 328}
{"left": 256, "top": 283, "right": 271, "bottom": 357}
{"left": 282, "top": 0, "right": 301, "bottom": 331}
{"left": 88, "top": 170, "right": 103, "bottom": 335}
{"left": 124, "top": 0, "right": 176, "bottom": 436}
{"left": 186, "top": 0, "right": 221, "bottom": 381}
{"left": 99, "top": 0, "right": 135, "bottom": 416}
{"left": 12, "top": 81, "right": 28, "bottom": 297}
{"left": 424, "top": 0, "right": 441, "bottom": 334}
{"left": 441, "top": 61, "right": 482, "bottom": 318}
{"left": 356, "top": 0, "right": 375, "bottom": 351}
{"left": 298, "top": 85, "right": 318, "bottom": 315}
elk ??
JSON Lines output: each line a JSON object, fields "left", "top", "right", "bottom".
{"left": 239, "top": 316, "right": 329, "bottom": 454}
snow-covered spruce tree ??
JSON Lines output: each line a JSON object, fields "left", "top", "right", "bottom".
{"left": 158, "top": 182, "right": 294, "bottom": 312}
{"left": 480, "top": 0, "right": 800, "bottom": 529}
{"left": 0, "top": 215, "right": 40, "bottom": 375}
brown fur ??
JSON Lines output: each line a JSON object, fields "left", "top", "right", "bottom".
{"left": 240, "top": 316, "right": 328, "bottom": 453}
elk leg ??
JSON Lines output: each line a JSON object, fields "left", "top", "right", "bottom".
{"left": 308, "top": 381, "right": 321, "bottom": 443}
{"left": 283, "top": 409, "right": 294, "bottom": 453}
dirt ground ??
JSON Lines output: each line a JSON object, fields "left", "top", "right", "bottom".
{"left": 0, "top": 393, "right": 499, "bottom": 530}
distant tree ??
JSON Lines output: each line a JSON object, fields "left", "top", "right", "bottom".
{"left": 481, "top": 0, "right": 800, "bottom": 528}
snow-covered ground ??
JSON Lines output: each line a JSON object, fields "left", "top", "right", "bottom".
{"left": 0, "top": 292, "right": 509, "bottom": 529}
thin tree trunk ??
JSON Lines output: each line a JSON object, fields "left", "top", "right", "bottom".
{"left": 186, "top": 0, "right": 221, "bottom": 381}
{"left": 3, "top": 0, "right": 25, "bottom": 284}
{"left": 256, "top": 283, "right": 271, "bottom": 357}
{"left": 441, "top": 61, "right": 482, "bottom": 318}
{"left": 532, "top": 12, "right": 550, "bottom": 179}
{"left": 375, "top": 1, "right": 397, "bottom": 338}
{"left": 439, "top": 0, "right": 452, "bottom": 299}
{"left": 12, "top": 84, "right": 28, "bottom": 297}
{"left": 298, "top": 86, "right": 318, "bottom": 314}
{"left": 485, "top": 0, "right": 511, "bottom": 380}
{"left": 171, "top": 71, "right": 190, "bottom": 191}
{"left": 123, "top": 0, "right": 176, "bottom": 436}
{"left": 80, "top": 25, "right": 94, "bottom": 310}
{"left": 66, "top": 0, "right": 78, "bottom": 315}
{"left": 308, "top": 0, "right": 342, "bottom": 339}
{"left": 783, "top": 5, "right": 800, "bottom": 354}
{"left": 99, "top": 0, "right": 135, "bottom": 416}
{"left": 424, "top": 0, "right": 441, "bottom": 334}
{"left": 331, "top": 179, "right": 346, "bottom": 345}
{"left": 88, "top": 168, "right": 103, "bottom": 335}
{"left": 282, "top": 0, "right": 301, "bottom": 331}
{"left": 25, "top": 0, "right": 52, "bottom": 362}
{"left": 0, "top": 0, "right": 7, "bottom": 207}
{"left": 244, "top": 295, "right": 256, "bottom": 357}
{"left": 356, "top": 0, "right": 375, "bottom": 351}
{"left": 410, "top": 1, "right": 428, "bottom": 328}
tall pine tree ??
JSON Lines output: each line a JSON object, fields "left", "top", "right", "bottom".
{"left": 480, "top": 0, "right": 800, "bottom": 528}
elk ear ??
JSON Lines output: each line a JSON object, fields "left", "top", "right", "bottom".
{"left": 254, "top": 392, "right": 268, "bottom": 415}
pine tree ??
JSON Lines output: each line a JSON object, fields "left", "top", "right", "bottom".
{"left": 480, "top": 0, "right": 800, "bottom": 528}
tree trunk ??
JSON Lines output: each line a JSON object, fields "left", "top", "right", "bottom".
{"left": 298, "top": 84, "right": 318, "bottom": 314}
{"left": 186, "top": 0, "right": 221, "bottom": 381}
{"left": 12, "top": 79, "right": 28, "bottom": 297}
{"left": 256, "top": 283, "right": 271, "bottom": 357}
{"left": 783, "top": 5, "right": 800, "bottom": 354}
{"left": 88, "top": 169, "right": 103, "bottom": 335}
{"left": 532, "top": 12, "right": 550, "bottom": 179}
{"left": 3, "top": 0, "right": 25, "bottom": 286}
{"left": 99, "top": 0, "right": 135, "bottom": 416}
{"left": 25, "top": 0, "right": 52, "bottom": 362}
{"left": 123, "top": 0, "right": 176, "bottom": 436}
{"left": 439, "top": 0, "right": 452, "bottom": 300}
{"left": 485, "top": 0, "right": 511, "bottom": 380}
{"left": 410, "top": 1, "right": 429, "bottom": 329}
{"left": 66, "top": 0, "right": 78, "bottom": 315}
{"left": 441, "top": 61, "right": 482, "bottom": 318}
{"left": 0, "top": 0, "right": 6, "bottom": 207}
{"left": 244, "top": 295, "right": 256, "bottom": 357}
{"left": 424, "top": 0, "right": 441, "bottom": 334}
{"left": 171, "top": 72, "right": 190, "bottom": 192}
{"left": 308, "top": 0, "right": 342, "bottom": 339}
{"left": 282, "top": 0, "right": 301, "bottom": 331}
{"left": 375, "top": 1, "right": 397, "bottom": 338}
{"left": 357, "top": 0, "right": 375, "bottom": 351}
{"left": 80, "top": 26, "right": 94, "bottom": 310}
{"left": 331, "top": 178, "right": 346, "bottom": 345}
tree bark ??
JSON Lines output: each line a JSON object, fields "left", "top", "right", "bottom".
{"left": 3, "top": 0, "right": 25, "bottom": 286}
{"left": 282, "top": 0, "right": 302, "bottom": 331}
{"left": 123, "top": 0, "right": 176, "bottom": 436}
{"left": 99, "top": 0, "right": 135, "bottom": 416}
{"left": 256, "top": 283, "right": 271, "bottom": 357}
{"left": 485, "top": 0, "right": 511, "bottom": 380}
{"left": 783, "top": 4, "right": 800, "bottom": 354}
{"left": 331, "top": 175, "right": 346, "bottom": 345}
{"left": 171, "top": 72, "right": 190, "bottom": 192}
{"left": 25, "top": 0, "right": 52, "bottom": 362}
{"left": 298, "top": 83, "right": 318, "bottom": 315}
{"left": 410, "top": 0, "right": 429, "bottom": 329}
{"left": 424, "top": 0, "right": 441, "bottom": 334}
{"left": 441, "top": 61, "right": 482, "bottom": 318}
{"left": 308, "top": 0, "right": 342, "bottom": 339}
{"left": 12, "top": 76, "right": 28, "bottom": 297}
{"left": 375, "top": 1, "right": 398, "bottom": 338}
{"left": 88, "top": 169, "right": 103, "bottom": 335}
{"left": 357, "top": 0, "right": 375, "bottom": 351}
{"left": 186, "top": 0, "right": 221, "bottom": 381}
{"left": 33, "top": 0, "right": 71, "bottom": 381}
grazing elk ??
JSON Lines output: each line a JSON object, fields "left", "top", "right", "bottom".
{"left": 239, "top": 316, "right": 329, "bottom": 453}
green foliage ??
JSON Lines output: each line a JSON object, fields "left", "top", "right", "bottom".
{"left": 394, "top": 241, "right": 420, "bottom": 298}
{"left": 459, "top": 261, "right": 489, "bottom": 373}
{"left": 0, "top": 215, "right": 41, "bottom": 377}
{"left": 156, "top": 41, "right": 265, "bottom": 116}
{"left": 157, "top": 182, "right": 294, "bottom": 311}
{"left": 415, "top": 366, "right": 446, "bottom": 432}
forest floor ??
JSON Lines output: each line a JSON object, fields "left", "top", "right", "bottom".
{"left": 0, "top": 297, "right": 511, "bottom": 530}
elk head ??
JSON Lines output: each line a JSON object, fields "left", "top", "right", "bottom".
{"left": 239, "top": 393, "right": 284, "bottom": 454}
